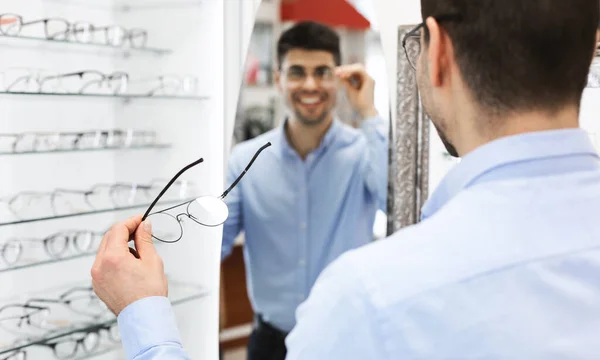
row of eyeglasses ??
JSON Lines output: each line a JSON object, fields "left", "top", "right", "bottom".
{"left": 0, "top": 180, "right": 195, "bottom": 222}
{"left": 0, "top": 228, "right": 104, "bottom": 267}
{"left": 0, "top": 13, "right": 148, "bottom": 49}
{"left": 0, "top": 129, "right": 159, "bottom": 153}
{"left": 0, "top": 68, "right": 199, "bottom": 96}
{"left": 0, "top": 286, "right": 119, "bottom": 360}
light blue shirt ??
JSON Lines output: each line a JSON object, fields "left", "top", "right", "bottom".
{"left": 221, "top": 116, "right": 388, "bottom": 332}
{"left": 118, "top": 128, "right": 600, "bottom": 360}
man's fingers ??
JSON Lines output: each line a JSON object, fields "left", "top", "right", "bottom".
{"left": 335, "top": 63, "right": 366, "bottom": 78}
{"left": 133, "top": 219, "right": 158, "bottom": 259}
{"left": 121, "top": 214, "right": 144, "bottom": 235}
{"left": 104, "top": 214, "right": 143, "bottom": 252}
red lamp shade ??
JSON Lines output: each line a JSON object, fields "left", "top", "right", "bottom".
{"left": 280, "top": 0, "right": 370, "bottom": 30}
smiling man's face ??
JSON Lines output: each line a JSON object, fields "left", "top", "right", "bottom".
{"left": 276, "top": 49, "right": 338, "bottom": 127}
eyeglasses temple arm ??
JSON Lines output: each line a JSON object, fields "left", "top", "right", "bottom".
{"left": 142, "top": 157, "right": 204, "bottom": 221}
{"left": 220, "top": 142, "right": 271, "bottom": 199}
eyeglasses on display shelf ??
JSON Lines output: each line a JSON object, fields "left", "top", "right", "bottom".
{"left": 0, "top": 229, "right": 104, "bottom": 272}
{"left": 0, "top": 13, "right": 167, "bottom": 55}
{"left": 25, "top": 287, "right": 109, "bottom": 320}
{"left": 0, "top": 280, "right": 209, "bottom": 356}
{"left": 143, "top": 142, "right": 272, "bottom": 243}
{"left": 128, "top": 74, "right": 199, "bottom": 96}
{"left": 0, "top": 304, "right": 51, "bottom": 337}
{"left": 38, "top": 71, "right": 129, "bottom": 95}
{"left": 0, "top": 180, "right": 196, "bottom": 225}
{"left": 0, "top": 129, "right": 167, "bottom": 155}
{"left": 39, "top": 322, "right": 120, "bottom": 360}
{"left": 0, "top": 67, "right": 203, "bottom": 100}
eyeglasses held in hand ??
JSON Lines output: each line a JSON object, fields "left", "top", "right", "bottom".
{"left": 142, "top": 142, "right": 272, "bottom": 243}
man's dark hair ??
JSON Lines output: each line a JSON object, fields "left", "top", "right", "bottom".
{"left": 277, "top": 21, "right": 342, "bottom": 68}
{"left": 421, "top": 0, "right": 599, "bottom": 115}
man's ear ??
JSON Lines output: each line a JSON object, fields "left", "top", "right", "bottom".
{"left": 425, "top": 16, "right": 453, "bottom": 88}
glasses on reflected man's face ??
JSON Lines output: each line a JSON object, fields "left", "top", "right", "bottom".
{"left": 282, "top": 65, "right": 335, "bottom": 84}
{"left": 141, "top": 142, "right": 272, "bottom": 243}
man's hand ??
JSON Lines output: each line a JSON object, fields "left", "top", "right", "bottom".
{"left": 91, "top": 215, "right": 168, "bottom": 316}
{"left": 335, "top": 63, "right": 378, "bottom": 120}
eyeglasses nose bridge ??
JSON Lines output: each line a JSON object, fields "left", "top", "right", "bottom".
{"left": 176, "top": 213, "right": 190, "bottom": 223}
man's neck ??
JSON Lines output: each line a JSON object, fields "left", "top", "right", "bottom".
{"left": 458, "top": 106, "right": 580, "bottom": 156}
{"left": 285, "top": 115, "right": 334, "bottom": 159}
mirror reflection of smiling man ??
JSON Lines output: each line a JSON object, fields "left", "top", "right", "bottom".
{"left": 219, "top": 21, "right": 388, "bottom": 360}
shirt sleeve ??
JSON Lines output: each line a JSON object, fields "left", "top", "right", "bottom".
{"left": 221, "top": 146, "right": 244, "bottom": 260}
{"left": 359, "top": 116, "right": 389, "bottom": 212}
{"left": 284, "top": 252, "right": 389, "bottom": 360}
{"left": 117, "top": 296, "right": 191, "bottom": 360}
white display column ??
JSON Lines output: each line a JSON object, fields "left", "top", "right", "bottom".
{"left": 0, "top": 1, "right": 225, "bottom": 359}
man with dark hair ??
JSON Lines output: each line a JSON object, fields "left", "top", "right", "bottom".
{"left": 91, "top": 1, "right": 600, "bottom": 359}
{"left": 219, "top": 20, "right": 387, "bottom": 360}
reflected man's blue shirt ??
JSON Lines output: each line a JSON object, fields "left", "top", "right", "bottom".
{"left": 221, "top": 116, "right": 388, "bottom": 332}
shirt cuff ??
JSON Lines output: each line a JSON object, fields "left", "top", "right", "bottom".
{"left": 117, "top": 296, "right": 183, "bottom": 360}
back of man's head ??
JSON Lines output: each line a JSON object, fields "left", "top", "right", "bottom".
{"left": 277, "top": 21, "right": 341, "bottom": 68}
{"left": 421, "top": 0, "right": 599, "bottom": 115}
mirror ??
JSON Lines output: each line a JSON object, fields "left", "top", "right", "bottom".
{"left": 220, "top": 0, "right": 390, "bottom": 356}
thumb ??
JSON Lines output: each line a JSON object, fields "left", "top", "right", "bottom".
{"left": 134, "top": 219, "right": 156, "bottom": 258}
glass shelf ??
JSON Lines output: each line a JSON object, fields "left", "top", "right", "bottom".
{"left": 0, "top": 34, "right": 171, "bottom": 56}
{"left": 0, "top": 92, "right": 210, "bottom": 101}
{"left": 43, "top": 0, "right": 204, "bottom": 11}
{"left": 0, "top": 251, "right": 96, "bottom": 274}
{"left": 0, "top": 279, "right": 210, "bottom": 355}
{"left": 0, "top": 144, "right": 171, "bottom": 156}
{"left": 0, "top": 198, "right": 190, "bottom": 227}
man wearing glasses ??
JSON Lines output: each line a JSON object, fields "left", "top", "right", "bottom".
{"left": 219, "top": 20, "right": 388, "bottom": 360}
{"left": 92, "top": 0, "right": 600, "bottom": 359}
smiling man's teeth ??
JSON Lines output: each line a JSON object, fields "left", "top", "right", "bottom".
{"left": 300, "top": 97, "right": 319, "bottom": 104}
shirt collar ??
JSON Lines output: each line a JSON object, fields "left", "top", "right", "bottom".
{"left": 421, "top": 128, "right": 599, "bottom": 220}
{"left": 273, "top": 117, "right": 342, "bottom": 158}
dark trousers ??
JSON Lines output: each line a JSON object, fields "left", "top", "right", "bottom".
{"left": 247, "top": 315, "right": 289, "bottom": 360}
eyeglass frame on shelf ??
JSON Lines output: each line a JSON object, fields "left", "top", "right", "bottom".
{"left": 38, "top": 321, "right": 119, "bottom": 360}
{"left": 0, "top": 303, "right": 50, "bottom": 333}
{"left": 0, "top": 129, "right": 158, "bottom": 153}
{"left": 0, "top": 13, "right": 149, "bottom": 49}
{"left": 0, "top": 180, "right": 188, "bottom": 222}
{"left": 1, "top": 229, "right": 104, "bottom": 266}
{"left": 25, "top": 286, "right": 107, "bottom": 319}
{"left": 39, "top": 70, "right": 129, "bottom": 95}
